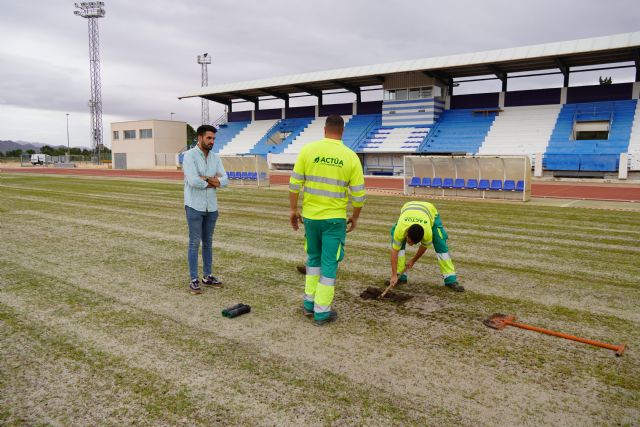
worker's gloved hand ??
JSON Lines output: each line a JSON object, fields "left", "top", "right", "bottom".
{"left": 290, "top": 211, "right": 303, "bottom": 231}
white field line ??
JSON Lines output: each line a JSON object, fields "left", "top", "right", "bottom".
{"left": 4, "top": 182, "right": 640, "bottom": 237}
{"left": 5, "top": 208, "right": 640, "bottom": 321}
{"left": 9, "top": 208, "right": 640, "bottom": 279}
{"left": 0, "top": 253, "right": 619, "bottom": 427}
{"left": 6, "top": 193, "right": 640, "bottom": 251}
{"left": 0, "top": 294, "right": 319, "bottom": 425}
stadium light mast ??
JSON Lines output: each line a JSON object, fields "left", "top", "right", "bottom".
{"left": 66, "top": 113, "right": 71, "bottom": 159}
{"left": 74, "top": 1, "right": 106, "bottom": 163}
{"left": 197, "top": 53, "right": 211, "bottom": 125}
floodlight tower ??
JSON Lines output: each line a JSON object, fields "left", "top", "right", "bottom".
{"left": 74, "top": 2, "right": 106, "bottom": 162}
{"left": 197, "top": 53, "right": 211, "bottom": 125}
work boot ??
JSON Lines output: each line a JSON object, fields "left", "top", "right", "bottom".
{"left": 202, "top": 275, "right": 223, "bottom": 288}
{"left": 303, "top": 307, "right": 314, "bottom": 317}
{"left": 296, "top": 265, "right": 306, "bottom": 275}
{"left": 313, "top": 311, "right": 338, "bottom": 327}
{"left": 189, "top": 279, "right": 202, "bottom": 295}
{"left": 445, "top": 281, "right": 465, "bottom": 292}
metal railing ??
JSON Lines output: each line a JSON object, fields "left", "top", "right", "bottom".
{"left": 418, "top": 121, "right": 441, "bottom": 152}
{"left": 348, "top": 116, "right": 381, "bottom": 151}
{"left": 571, "top": 102, "right": 615, "bottom": 140}
{"left": 259, "top": 120, "right": 283, "bottom": 148}
{"left": 213, "top": 113, "right": 228, "bottom": 127}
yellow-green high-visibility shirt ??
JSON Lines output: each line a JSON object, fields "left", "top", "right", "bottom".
{"left": 392, "top": 201, "right": 439, "bottom": 250}
{"left": 289, "top": 137, "right": 366, "bottom": 220}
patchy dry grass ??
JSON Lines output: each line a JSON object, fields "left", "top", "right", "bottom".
{"left": 1, "top": 173, "right": 639, "bottom": 426}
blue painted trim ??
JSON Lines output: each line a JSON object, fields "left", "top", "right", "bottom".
{"left": 382, "top": 119, "right": 436, "bottom": 124}
{"left": 383, "top": 111, "right": 436, "bottom": 117}
{"left": 383, "top": 106, "right": 442, "bottom": 112}
{"left": 376, "top": 124, "right": 430, "bottom": 129}
{"left": 383, "top": 98, "right": 444, "bottom": 105}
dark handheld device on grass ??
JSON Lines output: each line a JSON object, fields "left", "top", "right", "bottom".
{"left": 222, "top": 303, "right": 251, "bottom": 318}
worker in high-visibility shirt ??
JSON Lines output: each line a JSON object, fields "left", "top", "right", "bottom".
{"left": 388, "top": 201, "right": 464, "bottom": 292}
{"left": 289, "top": 115, "right": 366, "bottom": 326}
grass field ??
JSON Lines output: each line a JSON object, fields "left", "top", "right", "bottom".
{"left": 1, "top": 173, "right": 639, "bottom": 426}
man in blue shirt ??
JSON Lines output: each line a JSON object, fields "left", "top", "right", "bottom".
{"left": 183, "top": 124, "right": 229, "bottom": 294}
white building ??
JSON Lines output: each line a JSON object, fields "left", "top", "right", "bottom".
{"left": 111, "top": 120, "right": 187, "bottom": 169}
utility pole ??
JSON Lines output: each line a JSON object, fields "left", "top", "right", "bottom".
{"left": 74, "top": 1, "right": 106, "bottom": 163}
{"left": 170, "top": 112, "right": 175, "bottom": 120}
{"left": 197, "top": 53, "right": 211, "bottom": 125}
{"left": 66, "top": 113, "right": 71, "bottom": 160}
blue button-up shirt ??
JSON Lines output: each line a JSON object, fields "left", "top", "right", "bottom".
{"left": 183, "top": 146, "right": 229, "bottom": 212}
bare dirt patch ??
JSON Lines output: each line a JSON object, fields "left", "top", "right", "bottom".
{"left": 359, "top": 286, "right": 414, "bottom": 303}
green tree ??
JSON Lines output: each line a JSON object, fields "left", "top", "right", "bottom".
{"left": 40, "top": 145, "right": 54, "bottom": 155}
{"left": 186, "top": 124, "right": 196, "bottom": 148}
{"left": 599, "top": 76, "right": 612, "bottom": 85}
{"left": 26, "top": 149, "right": 35, "bottom": 155}
{"left": 6, "top": 149, "right": 23, "bottom": 157}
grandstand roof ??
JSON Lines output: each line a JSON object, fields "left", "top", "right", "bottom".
{"left": 179, "top": 32, "right": 640, "bottom": 104}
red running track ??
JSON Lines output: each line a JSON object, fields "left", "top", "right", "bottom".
{"left": 3, "top": 167, "right": 640, "bottom": 202}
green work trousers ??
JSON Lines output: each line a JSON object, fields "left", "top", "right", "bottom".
{"left": 303, "top": 218, "right": 346, "bottom": 321}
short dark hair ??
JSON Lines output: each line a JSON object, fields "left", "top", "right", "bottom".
{"left": 196, "top": 124, "right": 217, "bottom": 136}
{"left": 407, "top": 224, "right": 424, "bottom": 244}
{"left": 325, "top": 115, "right": 344, "bottom": 132}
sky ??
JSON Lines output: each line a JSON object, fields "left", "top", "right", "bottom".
{"left": 0, "top": 0, "right": 638, "bottom": 148}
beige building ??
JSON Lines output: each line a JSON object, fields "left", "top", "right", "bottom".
{"left": 111, "top": 120, "right": 187, "bottom": 169}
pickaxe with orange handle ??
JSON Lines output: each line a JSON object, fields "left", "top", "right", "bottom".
{"left": 483, "top": 313, "right": 626, "bottom": 356}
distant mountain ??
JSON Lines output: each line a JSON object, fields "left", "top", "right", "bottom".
{"left": 0, "top": 140, "right": 66, "bottom": 153}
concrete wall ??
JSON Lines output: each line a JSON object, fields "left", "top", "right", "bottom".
{"left": 153, "top": 120, "right": 187, "bottom": 154}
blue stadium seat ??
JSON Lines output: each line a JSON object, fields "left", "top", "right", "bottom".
{"left": 490, "top": 180, "right": 503, "bottom": 191}
{"left": 515, "top": 180, "right": 524, "bottom": 192}
{"left": 465, "top": 179, "right": 478, "bottom": 190}
{"left": 545, "top": 100, "right": 637, "bottom": 172}
{"left": 478, "top": 179, "right": 490, "bottom": 190}
{"left": 241, "top": 171, "right": 248, "bottom": 180}
{"left": 503, "top": 180, "right": 516, "bottom": 191}
{"left": 431, "top": 177, "right": 443, "bottom": 188}
{"left": 420, "top": 108, "right": 497, "bottom": 154}
{"left": 453, "top": 178, "right": 465, "bottom": 189}
{"left": 210, "top": 121, "right": 251, "bottom": 154}
{"left": 443, "top": 178, "right": 454, "bottom": 188}
{"left": 229, "top": 171, "right": 237, "bottom": 179}
{"left": 408, "top": 176, "right": 420, "bottom": 187}
{"left": 420, "top": 177, "right": 431, "bottom": 187}
{"left": 249, "top": 172, "right": 257, "bottom": 180}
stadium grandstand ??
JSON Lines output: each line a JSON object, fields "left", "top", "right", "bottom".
{"left": 179, "top": 31, "right": 640, "bottom": 178}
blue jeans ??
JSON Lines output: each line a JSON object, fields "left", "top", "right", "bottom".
{"left": 185, "top": 206, "right": 219, "bottom": 280}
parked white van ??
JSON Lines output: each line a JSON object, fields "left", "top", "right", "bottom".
{"left": 30, "top": 154, "right": 50, "bottom": 165}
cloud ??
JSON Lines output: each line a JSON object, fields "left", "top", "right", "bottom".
{"left": 1, "top": 0, "right": 639, "bottom": 146}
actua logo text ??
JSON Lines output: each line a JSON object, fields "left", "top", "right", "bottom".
{"left": 313, "top": 156, "right": 344, "bottom": 167}
{"left": 405, "top": 217, "right": 427, "bottom": 224}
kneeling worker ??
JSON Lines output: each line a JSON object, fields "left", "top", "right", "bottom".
{"left": 389, "top": 201, "right": 464, "bottom": 292}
